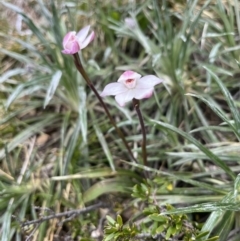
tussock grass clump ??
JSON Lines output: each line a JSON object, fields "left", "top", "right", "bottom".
{"left": 0, "top": 0, "right": 240, "bottom": 240}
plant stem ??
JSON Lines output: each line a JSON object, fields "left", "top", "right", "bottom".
{"left": 132, "top": 98, "right": 148, "bottom": 166}
{"left": 73, "top": 53, "right": 137, "bottom": 163}
{"left": 21, "top": 202, "right": 108, "bottom": 227}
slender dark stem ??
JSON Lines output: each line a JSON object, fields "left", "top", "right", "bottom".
{"left": 73, "top": 53, "right": 137, "bottom": 163}
{"left": 21, "top": 202, "right": 108, "bottom": 227}
{"left": 132, "top": 98, "right": 148, "bottom": 166}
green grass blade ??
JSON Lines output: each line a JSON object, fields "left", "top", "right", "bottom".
{"left": 6, "top": 84, "right": 43, "bottom": 109}
{"left": 161, "top": 202, "right": 240, "bottom": 215}
{"left": 91, "top": 110, "right": 115, "bottom": 171}
{"left": 0, "top": 48, "right": 34, "bottom": 64}
{"left": 122, "top": 161, "right": 227, "bottom": 194}
{"left": 0, "top": 68, "right": 26, "bottom": 84}
{"left": 44, "top": 70, "right": 62, "bottom": 108}
{"left": 186, "top": 93, "right": 236, "bottom": 133}
{"left": 151, "top": 120, "right": 236, "bottom": 180}
{"left": 0, "top": 211, "right": 11, "bottom": 241}
{"left": 204, "top": 66, "right": 240, "bottom": 138}
{"left": 62, "top": 117, "right": 82, "bottom": 174}
{"left": 201, "top": 175, "right": 240, "bottom": 238}
{"left": 0, "top": 115, "right": 59, "bottom": 159}
{"left": 215, "top": 211, "right": 234, "bottom": 241}
{"left": 78, "top": 86, "right": 88, "bottom": 144}
{"left": 83, "top": 177, "right": 134, "bottom": 203}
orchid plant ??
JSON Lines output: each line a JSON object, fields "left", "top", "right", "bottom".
{"left": 62, "top": 25, "right": 163, "bottom": 167}
{"left": 62, "top": 25, "right": 136, "bottom": 163}
{"left": 101, "top": 71, "right": 163, "bottom": 166}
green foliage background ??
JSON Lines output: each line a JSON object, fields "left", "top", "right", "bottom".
{"left": 0, "top": 0, "right": 240, "bottom": 240}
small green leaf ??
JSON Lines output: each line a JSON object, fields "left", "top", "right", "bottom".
{"left": 155, "top": 224, "right": 166, "bottom": 234}
{"left": 103, "top": 232, "right": 116, "bottom": 241}
{"left": 166, "top": 226, "right": 176, "bottom": 239}
{"left": 106, "top": 215, "right": 116, "bottom": 226}
{"left": 148, "top": 214, "right": 169, "bottom": 222}
{"left": 196, "top": 231, "right": 209, "bottom": 239}
{"left": 116, "top": 215, "right": 123, "bottom": 226}
{"left": 176, "top": 222, "right": 182, "bottom": 231}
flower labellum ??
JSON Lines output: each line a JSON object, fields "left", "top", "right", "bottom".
{"left": 100, "top": 70, "right": 163, "bottom": 106}
{"left": 62, "top": 25, "right": 95, "bottom": 55}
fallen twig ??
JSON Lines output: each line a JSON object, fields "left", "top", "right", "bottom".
{"left": 21, "top": 202, "right": 108, "bottom": 227}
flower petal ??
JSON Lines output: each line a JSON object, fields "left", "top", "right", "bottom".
{"left": 76, "top": 25, "right": 90, "bottom": 43}
{"left": 117, "top": 70, "right": 141, "bottom": 83}
{"left": 136, "top": 75, "right": 163, "bottom": 89}
{"left": 100, "top": 83, "right": 128, "bottom": 97}
{"left": 80, "top": 31, "right": 95, "bottom": 49}
{"left": 69, "top": 41, "right": 80, "bottom": 53}
{"left": 132, "top": 88, "right": 154, "bottom": 99}
{"left": 115, "top": 90, "right": 135, "bottom": 106}
{"left": 62, "top": 31, "right": 76, "bottom": 48}
{"left": 62, "top": 41, "right": 80, "bottom": 54}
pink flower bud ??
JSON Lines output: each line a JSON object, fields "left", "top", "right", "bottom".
{"left": 62, "top": 26, "right": 95, "bottom": 55}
